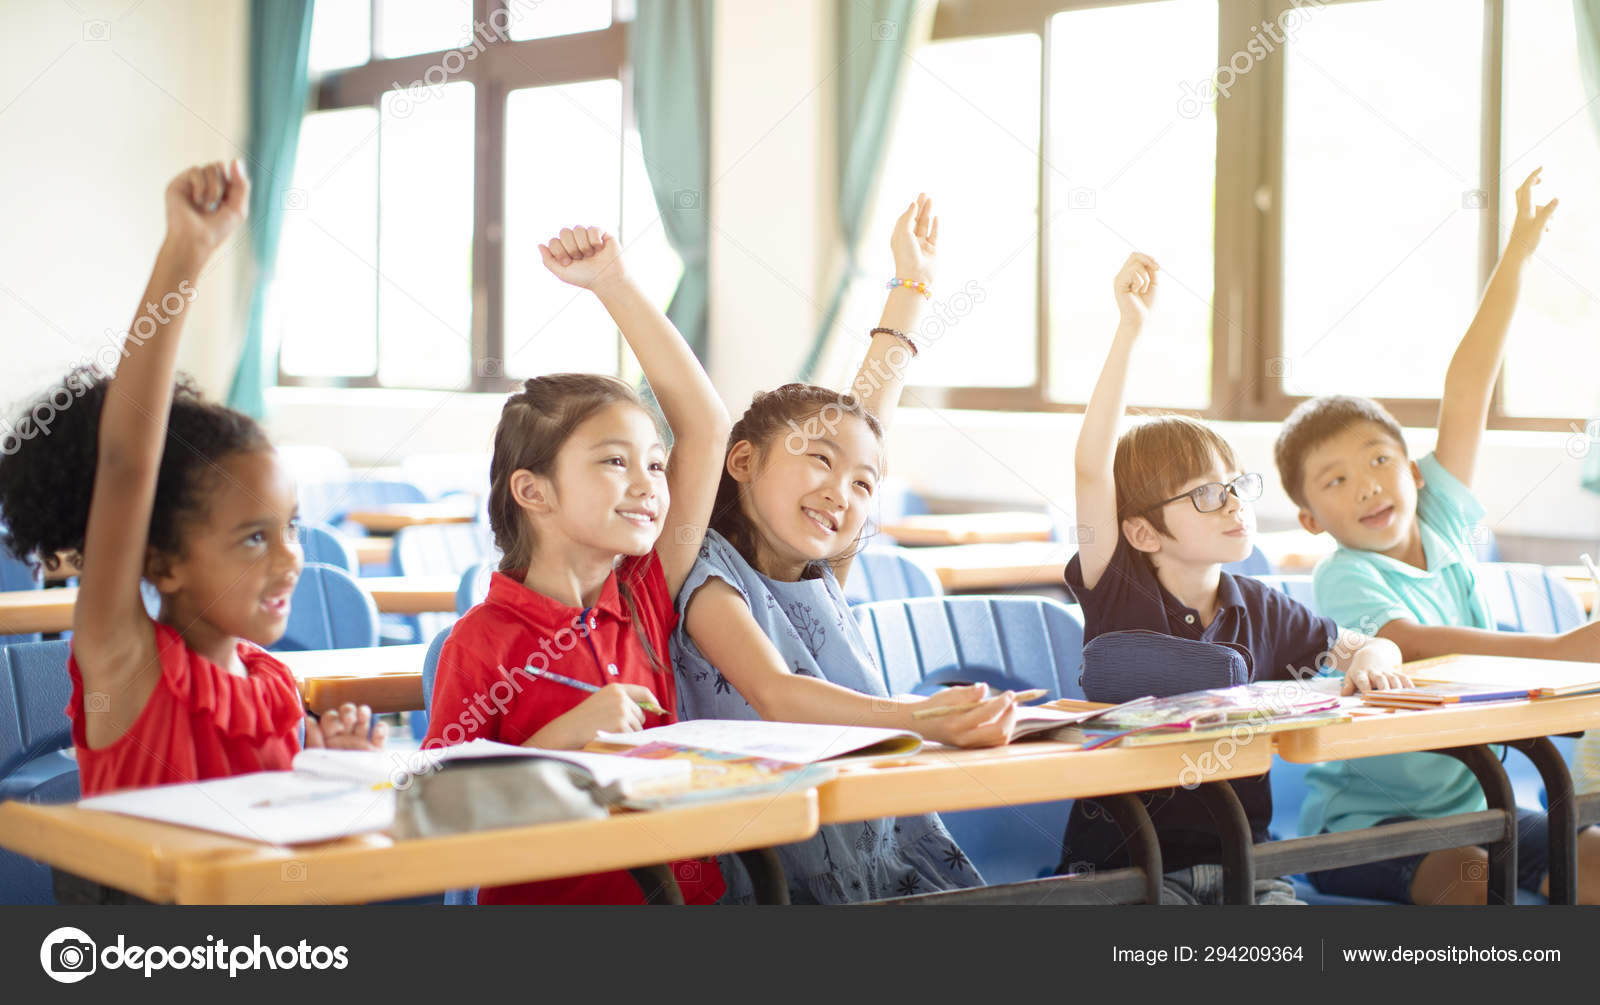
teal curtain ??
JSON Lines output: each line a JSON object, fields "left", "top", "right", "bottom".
{"left": 226, "top": 0, "right": 315, "bottom": 418}
{"left": 633, "top": 0, "right": 714, "bottom": 362}
{"left": 1575, "top": 2, "right": 1600, "bottom": 491}
{"left": 800, "top": 0, "right": 918, "bottom": 380}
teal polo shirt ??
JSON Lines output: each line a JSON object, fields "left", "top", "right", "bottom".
{"left": 1300, "top": 453, "right": 1495, "bottom": 836}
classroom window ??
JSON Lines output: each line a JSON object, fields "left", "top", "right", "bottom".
{"left": 917, "top": 0, "right": 1591, "bottom": 431}
{"left": 277, "top": 1, "right": 676, "bottom": 392}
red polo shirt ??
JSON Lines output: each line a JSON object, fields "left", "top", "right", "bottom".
{"left": 425, "top": 551, "right": 724, "bottom": 905}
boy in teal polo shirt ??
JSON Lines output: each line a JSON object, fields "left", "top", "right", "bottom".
{"left": 1274, "top": 168, "right": 1600, "bottom": 904}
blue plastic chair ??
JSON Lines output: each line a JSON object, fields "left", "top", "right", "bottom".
{"left": 297, "top": 478, "right": 429, "bottom": 531}
{"left": 456, "top": 561, "right": 496, "bottom": 615}
{"left": 0, "top": 639, "right": 77, "bottom": 904}
{"left": 840, "top": 547, "right": 943, "bottom": 606}
{"left": 418, "top": 625, "right": 476, "bottom": 905}
{"left": 1252, "top": 574, "right": 1319, "bottom": 612}
{"left": 298, "top": 522, "right": 359, "bottom": 576}
{"left": 392, "top": 523, "right": 495, "bottom": 646}
{"left": 268, "top": 563, "right": 380, "bottom": 652}
{"left": 1475, "top": 562, "right": 1586, "bottom": 634}
{"left": 1222, "top": 545, "right": 1273, "bottom": 577}
{"left": 0, "top": 541, "right": 42, "bottom": 647}
{"left": 851, "top": 596, "right": 1086, "bottom": 885}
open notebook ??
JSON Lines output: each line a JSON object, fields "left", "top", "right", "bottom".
{"left": 1403, "top": 653, "right": 1600, "bottom": 698}
{"left": 77, "top": 740, "right": 690, "bottom": 845}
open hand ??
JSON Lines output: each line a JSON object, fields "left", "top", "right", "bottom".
{"left": 890, "top": 193, "right": 939, "bottom": 285}
{"left": 1504, "top": 166, "right": 1558, "bottom": 260}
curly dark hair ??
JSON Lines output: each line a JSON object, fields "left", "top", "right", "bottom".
{"left": 0, "top": 366, "right": 271, "bottom": 573}
{"left": 710, "top": 382, "right": 884, "bottom": 576}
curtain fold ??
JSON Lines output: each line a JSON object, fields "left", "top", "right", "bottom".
{"left": 633, "top": 0, "right": 714, "bottom": 363}
{"left": 226, "top": 0, "right": 315, "bottom": 418}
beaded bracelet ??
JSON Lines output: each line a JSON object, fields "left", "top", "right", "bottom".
{"left": 886, "top": 277, "right": 932, "bottom": 300}
{"left": 869, "top": 326, "right": 919, "bottom": 357}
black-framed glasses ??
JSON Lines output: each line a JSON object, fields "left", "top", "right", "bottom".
{"left": 1149, "top": 472, "right": 1263, "bottom": 514}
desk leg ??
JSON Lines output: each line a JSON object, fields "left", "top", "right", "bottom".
{"left": 52, "top": 870, "right": 153, "bottom": 905}
{"left": 1439, "top": 745, "right": 1517, "bottom": 906}
{"left": 735, "top": 848, "right": 791, "bottom": 905}
{"left": 1507, "top": 737, "right": 1577, "bottom": 905}
{"left": 1096, "top": 792, "right": 1165, "bottom": 905}
{"left": 1192, "top": 781, "right": 1254, "bottom": 905}
{"left": 627, "top": 865, "right": 686, "bottom": 905}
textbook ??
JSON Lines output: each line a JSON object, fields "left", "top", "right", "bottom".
{"left": 1068, "top": 681, "right": 1343, "bottom": 750}
{"left": 1360, "top": 682, "right": 1535, "bottom": 709}
{"left": 77, "top": 741, "right": 691, "bottom": 844}
{"left": 1403, "top": 653, "right": 1600, "bottom": 698}
{"left": 591, "top": 719, "right": 925, "bottom": 763}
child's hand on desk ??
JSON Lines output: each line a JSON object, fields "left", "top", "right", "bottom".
{"left": 1113, "top": 253, "right": 1159, "bottom": 325}
{"left": 304, "top": 703, "right": 388, "bottom": 750}
{"left": 164, "top": 160, "right": 250, "bottom": 264}
{"left": 1504, "top": 167, "right": 1558, "bottom": 261}
{"left": 910, "top": 684, "right": 1018, "bottom": 748}
{"left": 539, "top": 226, "right": 628, "bottom": 294}
{"left": 529, "top": 683, "right": 661, "bottom": 750}
{"left": 1340, "top": 643, "right": 1412, "bottom": 696}
{"left": 889, "top": 193, "right": 939, "bottom": 285}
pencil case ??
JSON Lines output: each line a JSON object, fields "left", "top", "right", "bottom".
{"left": 392, "top": 756, "right": 613, "bottom": 839}
{"left": 1078, "top": 630, "right": 1252, "bottom": 704}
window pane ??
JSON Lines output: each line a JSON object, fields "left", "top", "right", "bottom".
{"left": 377, "top": 0, "right": 473, "bottom": 58}
{"left": 275, "top": 108, "right": 379, "bottom": 378}
{"left": 619, "top": 120, "right": 685, "bottom": 385}
{"left": 1280, "top": 0, "right": 1482, "bottom": 399}
{"left": 378, "top": 82, "right": 474, "bottom": 388}
{"left": 1046, "top": 0, "right": 1217, "bottom": 409}
{"left": 848, "top": 33, "right": 1040, "bottom": 389}
{"left": 504, "top": 80, "right": 624, "bottom": 377}
{"left": 1500, "top": 0, "right": 1600, "bottom": 419}
{"left": 509, "top": 0, "right": 611, "bottom": 41}
{"left": 308, "top": 0, "right": 371, "bottom": 74}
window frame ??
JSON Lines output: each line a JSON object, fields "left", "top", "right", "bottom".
{"left": 912, "top": 0, "right": 1572, "bottom": 431}
{"left": 278, "top": 0, "right": 628, "bottom": 393}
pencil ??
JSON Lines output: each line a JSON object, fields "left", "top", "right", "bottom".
{"left": 523, "top": 665, "right": 667, "bottom": 715}
{"left": 251, "top": 781, "right": 392, "bottom": 809}
{"left": 911, "top": 688, "right": 1048, "bottom": 720}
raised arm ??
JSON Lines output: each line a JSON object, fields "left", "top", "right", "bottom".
{"left": 1075, "top": 254, "right": 1159, "bottom": 590}
{"left": 74, "top": 162, "right": 249, "bottom": 735}
{"left": 1433, "top": 168, "right": 1556, "bottom": 486}
{"left": 835, "top": 195, "right": 938, "bottom": 585}
{"left": 539, "top": 228, "right": 729, "bottom": 598}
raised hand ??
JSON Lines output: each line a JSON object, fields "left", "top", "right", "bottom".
{"left": 1113, "top": 252, "right": 1160, "bottom": 324}
{"left": 1504, "top": 167, "right": 1558, "bottom": 260}
{"left": 164, "top": 160, "right": 250, "bottom": 263}
{"left": 539, "top": 226, "right": 628, "bottom": 292}
{"left": 890, "top": 193, "right": 939, "bottom": 285}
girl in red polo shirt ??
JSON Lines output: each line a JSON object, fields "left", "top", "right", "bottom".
{"left": 425, "top": 226, "right": 730, "bottom": 905}
{"left": 0, "top": 162, "right": 384, "bottom": 798}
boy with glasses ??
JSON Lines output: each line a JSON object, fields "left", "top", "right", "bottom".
{"left": 1058, "top": 253, "right": 1407, "bottom": 904}
{"left": 1273, "top": 169, "right": 1600, "bottom": 904}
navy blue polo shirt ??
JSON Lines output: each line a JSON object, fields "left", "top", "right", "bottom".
{"left": 1059, "top": 534, "right": 1340, "bottom": 873}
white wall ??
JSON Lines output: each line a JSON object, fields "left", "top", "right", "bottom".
{"left": 0, "top": 0, "right": 250, "bottom": 417}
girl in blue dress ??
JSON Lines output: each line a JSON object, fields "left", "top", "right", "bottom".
{"left": 672, "top": 196, "right": 1020, "bottom": 903}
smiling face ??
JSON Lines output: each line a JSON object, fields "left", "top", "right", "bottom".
{"left": 731, "top": 411, "right": 882, "bottom": 580}
{"left": 533, "top": 402, "right": 669, "bottom": 558}
{"left": 1124, "top": 453, "right": 1256, "bottom": 570}
{"left": 150, "top": 449, "right": 304, "bottom": 657}
{"left": 1295, "top": 420, "right": 1422, "bottom": 556}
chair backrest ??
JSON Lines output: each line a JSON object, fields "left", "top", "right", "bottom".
{"left": 298, "top": 522, "right": 359, "bottom": 575}
{"left": 841, "top": 547, "right": 943, "bottom": 606}
{"left": 456, "top": 561, "right": 496, "bottom": 615}
{"left": 421, "top": 624, "right": 452, "bottom": 716}
{"left": 269, "top": 563, "right": 380, "bottom": 652}
{"left": 1252, "top": 574, "right": 1319, "bottom": 613}
{"left": 1222, "top": 545, "right": 1273, "bottom": 577}
{"left": 851, "top": 595, "right": 1087, "bottom": 701}
{"left": 298, "top": 478, "right": 429, "bottom": 528}
{"left": 1476, "top": 562, "right": 1586, "bottom": 634}
{"left": 851, "top": 595, "right": 1087, "bottom": 886}
{"left": 0, "top": 639, "right": 72, "bottom": 781}
{"left": 394, "top": 523, "right": 497, "bottom": 579}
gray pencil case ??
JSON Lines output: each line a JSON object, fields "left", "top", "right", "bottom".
{"left": 392, "top": 756, "right": 614, "bottom": 840}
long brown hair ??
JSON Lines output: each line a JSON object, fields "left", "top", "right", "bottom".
{"left": 710, "top": 383, "right": 884, "bottom": 576}
{"left": 487, "top": 373, "right": 668, "bottom": 675}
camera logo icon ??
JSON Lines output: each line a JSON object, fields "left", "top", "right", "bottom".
{"left": 40, "top": 926, "right": 97, "bottom": 983}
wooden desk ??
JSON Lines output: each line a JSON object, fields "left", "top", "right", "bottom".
{"left": 909, "top": 541, "right": 1073, "bottom": 592}
{"left": 1252, "top": 529, "right": 1335, "bottom": 574}
{"left": 877, "top": 512, "right": 1054, "bottom": 547}
{"left": 818, "top": 733, "right": 1274, "bottom": 824}
{"left": 0, "top": 789, "right": 819, "bottom": 904}
{"left": 281, "top": 644, "right": 427, "bottom": 715}
{"left": 1274, "top": 693, "right": 1600, "bottom": 763}
{"left": 344, "top": 504, "right": 476, "bottom": 534}
{"left": 352, "top": 537, "right": 394, "bottom": 567}
{"left": 0, "top": 578, "right": 459, "bottom": 636}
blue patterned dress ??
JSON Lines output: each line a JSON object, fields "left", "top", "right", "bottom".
{"left": 671, "top": 529, "right": 982, "bottom": 903}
